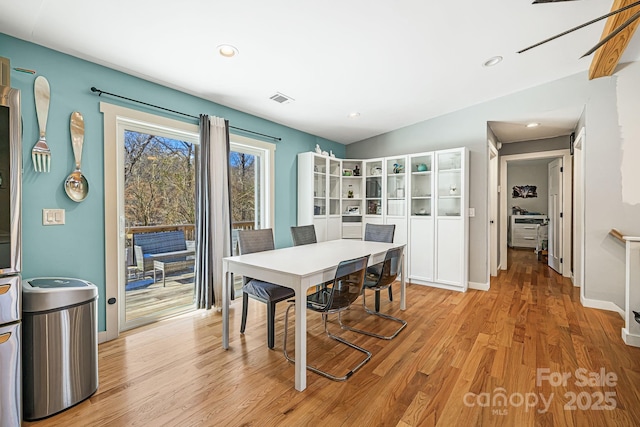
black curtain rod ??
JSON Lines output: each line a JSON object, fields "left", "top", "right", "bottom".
{"left": 90, "top": 86, "right": 281, "bottom": 141}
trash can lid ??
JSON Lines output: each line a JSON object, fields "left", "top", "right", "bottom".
{"left": 22, "top": 277, "right": 98, "bottom": 312}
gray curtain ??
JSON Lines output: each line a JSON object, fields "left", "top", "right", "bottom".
{"left": 195, "top": 115, "right": 232, "bottom": 309}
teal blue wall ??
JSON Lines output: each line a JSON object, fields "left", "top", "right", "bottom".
{"left": 1, "top": 33, "right": 345, "bottom": 332}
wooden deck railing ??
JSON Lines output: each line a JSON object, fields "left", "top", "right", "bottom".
{"left": 126, "top": 221, "right": 255, "bottom": 247}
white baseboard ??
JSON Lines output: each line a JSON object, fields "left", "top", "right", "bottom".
{"left": 580, "top": 294, "right": 625, "bottom": 318}
{"left": 622, "top": 328, "right": 640, "bottom": 347}
{"left": 98, "top": 331, "right": 108, "bottom": 344}
{"left": 469, "top": 281, "right": 489, "bottom": 291}
{"left": 410, "top": 279, "right": 466, "bottom": 292}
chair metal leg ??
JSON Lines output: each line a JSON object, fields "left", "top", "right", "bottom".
{"left": 374, "top": 290, "right": 381, "bottom": 312}
{"left": 339, "top": 289, "right": 407, "bottom": 340}
{"left": 283, "top": 302, "right": 371, "bottom": 381}
{"left": 267, "top": 301, "right": 276, "bottom": 349}
{"left": 240, "top": 292, "right": 249, "bottom": 334}
{"left": 388, "top": 285, "right": 393, "bottom": 301}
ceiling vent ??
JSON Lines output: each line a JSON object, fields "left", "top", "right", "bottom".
{"left": 269, "top": 92, "right": 294, "bottom": 104}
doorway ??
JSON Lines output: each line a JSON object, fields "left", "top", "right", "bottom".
{"left": 122, "top": 128, "right": 197, "bottom": 329}
{"left": 499, "top": 149, "right": 572, "bottom": 277}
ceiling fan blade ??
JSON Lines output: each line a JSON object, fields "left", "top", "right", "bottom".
{"left": 518, "top": 0, "right": 640, "bottom": 54}
{"left": 581, "top": 9, "right": 640, "bottom": 57}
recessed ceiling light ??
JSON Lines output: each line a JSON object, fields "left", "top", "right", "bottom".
{"left": 217, "top": 44, "right": 239, "bottom": 57}
{"left": 483, "top": 56, "right": 503, "bottom": 67}
{"left": 526, "top": 122, "right": 540, "bottom": 128}
{"left": 348, "top": 112, "right": 361, "bottom": 119}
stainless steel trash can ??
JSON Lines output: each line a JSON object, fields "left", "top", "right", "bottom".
{"left": 22, "top": 277, "right": 98, "bottom": 421}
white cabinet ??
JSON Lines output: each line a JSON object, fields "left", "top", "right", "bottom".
{"left": 361, "top": 157, "right": 408, "bottom": 243}
{"left": 298, "top": 148, "right": 468, "bottom": 291}
{"left": 509, "top": 215, "right": 547, "bottom": 248}
{"left": 408, "top": 153, "right": 434, "bottom": 282}
{"left": 341, "top": 159, "right": 363, "bottom": 239}
{"left": 408, "top": 148, "right": 468, "bottom": 291}
{"left": 297, "top": 152, "right": 342, "bottom": 242}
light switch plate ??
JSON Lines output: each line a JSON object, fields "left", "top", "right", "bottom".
{"left": 468, "top": 207, "right": 476, "bottom": 217}
{"left": 43, "top": 208, "right": 65, "bottom": 225}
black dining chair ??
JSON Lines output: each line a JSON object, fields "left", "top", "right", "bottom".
{"left": 290, "top": 224, "right": 317, "bottom": 246}
{"left": 340, "top": 246, "right": 407, "bottom": 340}
{"left": 291, "top": 224, "right": 331, "bottom": 291}
{"left": 283, "top": 255, "right": 371, "bottom": 381}
{"left": 237, "top": 229, "right": 295, "bottom": 349}
{"left": 364, "top": 223, "right": 396, "bottom": 311}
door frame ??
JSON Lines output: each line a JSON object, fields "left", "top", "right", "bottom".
{"left": 488, "top": 142, "right": 499, "bottom": 279}
{"left": 101, "top": 102, "right": 200, "bottom": 342}
{"left": 499, "top": 149, "right": 572, "bottom": 277}
{"left": 547, "top": 158, "right": 563, "bottom": 273}
{"left": 573, "top": 128, "right": 586, "bottom": 292}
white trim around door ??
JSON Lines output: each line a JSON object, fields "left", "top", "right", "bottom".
{"left": 499, "top": 149, "right": 572, "bottom": 278}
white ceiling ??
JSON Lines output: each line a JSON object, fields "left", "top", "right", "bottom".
{"left": 2, "top": 0, "right": 639, "bottom": 144}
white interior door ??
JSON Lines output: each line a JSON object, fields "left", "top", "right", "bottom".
{"left": 548, "top": 158, "right": 563, "bottom": 273}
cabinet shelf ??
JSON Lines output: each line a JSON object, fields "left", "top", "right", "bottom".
{"left": 439, "top": 195, "right": 461, "bottom": 199}
{"left": 412, "top": 196, "right": 431, "bottom": 199}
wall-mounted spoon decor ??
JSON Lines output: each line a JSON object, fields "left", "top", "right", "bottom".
{"left": 64, "top": 111, "right": 89, "bottom": 202}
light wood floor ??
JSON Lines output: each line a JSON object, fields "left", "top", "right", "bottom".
{"left": 26, "top": 249, "right": 640, "bottom": 426}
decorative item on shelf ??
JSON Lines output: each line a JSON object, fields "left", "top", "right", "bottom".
{"left": 321, "top": 150, "right": 328, "bottom": 156}
{"left": 342, "top": 168, "right": 352, "bottom": 176}
{"left": 396, "top": 188, "right": 404, "bottom": 198}
{"left": 314, "top": 205, "right": 321, "bottom": 215}
{"left": 330, "top": 150, "right": 335, "bottom": 158}
{"left": 347, "top": 206, "right": 360, "bottom": 215}
{"left": 353, "top": 165, "right": 360, "bottom": 176}
{"left": 347, "top": 185, "right": 354, "bottom": 198}
{"left": 315, "top": 144, "right": 322, "bottom": 154}
{"left": 449, "top": 184, "right": 458, "bottom": 195}
{"left": 370, "top": 166, "right": 382, "bottom": 176}
{"left": 393, "top": 163, "right": 404, "bottom": 174}
{"left": 417, "top": 163, "right": 428, "bottom": 172}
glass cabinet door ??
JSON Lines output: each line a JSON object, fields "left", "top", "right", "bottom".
{"left": 328, "top": 158, "right": 341, "bottom": 215}
{"left": 385, "top": 157, "right": 406, "bottom": 216}
{"left": 364, "top": 159, "right": 383, "bottom": 216}
{"left": 410, "top": 153, "right": 433, "bottom": 216}
{"left": 313, "top": 155, "right": 326, "bottom": 216}
{"left": 436, "top": 151, "right": 462, "bottom": 217}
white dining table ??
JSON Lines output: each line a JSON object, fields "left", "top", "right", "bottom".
{"left": 221, "top": 238, "right": 406, "bottom": 391}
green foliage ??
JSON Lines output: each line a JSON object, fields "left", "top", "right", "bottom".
{"left": 124, "top": 131, "right": 257, "bottom": 228}
{"left": 124, "top": 131, "right": 195, "bottom": 226}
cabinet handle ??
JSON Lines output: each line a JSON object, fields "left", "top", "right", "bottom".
{"left": 524, "top": 226, "right": 536, "bottom": 229}
{"left": 0, "top": 332, "right": 10, "bottom": 345}
{"left": 524, "top": 237, "right": 535, "bottom": 240}
{"left": 0, "top": 284, "right": 9, "bottom": 295}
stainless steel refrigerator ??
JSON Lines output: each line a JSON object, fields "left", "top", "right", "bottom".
{"left": 0, "top": 56, "right": 23, "bottom": 427}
